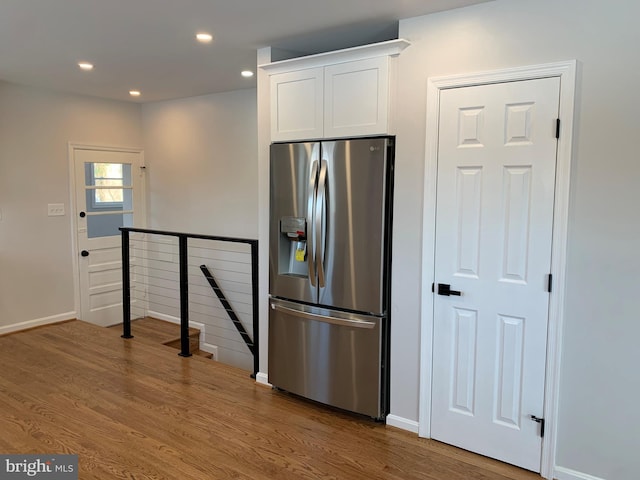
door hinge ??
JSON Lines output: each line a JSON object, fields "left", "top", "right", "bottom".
{"left": 547, "top": 273, "right": 553, "bottom": 293}
{"left": 530, "top": 415, "right": 545, "bottom": 438}
{"left": 431, "top": 282, "right": 435, "bottom": 293}
{"left": 555, "top": 118, "right": 560, "bottom": 139}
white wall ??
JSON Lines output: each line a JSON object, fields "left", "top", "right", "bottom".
{"left": 141, "top": 89, "right": 258, "bottom": 370}
{"left": 141, "top": 89, "right": 258, "bottom": 238}
{"left": 395, "top": 1, "right": 640, "bottom": 479}
{"left": 0, "top": 81, "right": 142, "bottom": 332}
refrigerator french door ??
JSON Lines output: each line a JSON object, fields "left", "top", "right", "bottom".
{"left": 268, "top": 137, "right": 393, "bottom": 419}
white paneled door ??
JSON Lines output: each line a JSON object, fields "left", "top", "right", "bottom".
{"left": 431, "top": 77, "right": 560, "bottom": 471}
{"left": 73, "top": 147, "right": 144, "bottom": 327}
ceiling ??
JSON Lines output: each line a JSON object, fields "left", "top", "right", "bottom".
{"left": 0, "top": 0, "right": 490, "bottom": 103}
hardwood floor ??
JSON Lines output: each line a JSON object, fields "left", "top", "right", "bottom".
{"left": 0, "top": 321, "right": 541, "bottom": 479}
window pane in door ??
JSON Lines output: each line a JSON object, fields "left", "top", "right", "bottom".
{"left": 87, "top": 213, "right": 133, "bottom": 239}
{"left": 85, "top": 188, "right": 132, "bottom": 213}
{"left": 84, "top": 162, "right": 132, "bottom": 208}
{"left": 84, "top": 162, "right": 134, "bottom": 238}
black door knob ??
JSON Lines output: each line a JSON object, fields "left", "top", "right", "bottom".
{"left": 79, "top": 211, "right": 86, "bottom": 218}
{"left": 81, "top": 250, "right": 89, "bottom": 257}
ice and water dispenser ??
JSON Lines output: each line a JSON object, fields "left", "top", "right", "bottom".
{"left": 277, "top": 216, "right": 308, "bottom": 276}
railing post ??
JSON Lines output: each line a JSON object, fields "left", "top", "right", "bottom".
{"left": 178, "top": 235, "right": 192, "bottom": 357}
{"left": 121, "top": 228, "right": 133, "bottom": 339}
{"left": 250, "top": 241, "right": 259, "bottom": 378}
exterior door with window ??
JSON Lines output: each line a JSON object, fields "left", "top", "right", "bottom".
{"left": 73, "top": 147, "right": 144, "bottom": 326}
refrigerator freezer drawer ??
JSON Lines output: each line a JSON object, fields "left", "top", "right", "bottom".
{"left": 268, "top": 298, "right": 383, "bottom": 419}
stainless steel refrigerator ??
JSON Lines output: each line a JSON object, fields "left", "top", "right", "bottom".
{"left": 268, "top": 137, "right": 393, "bottom": 420}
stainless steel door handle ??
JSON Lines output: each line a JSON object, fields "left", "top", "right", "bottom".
{"left": 272, "top": 303, "right": 376, "bottom": 329}
{"left": 307, "top": 160, "right": 318, "bottom": 286}
{"left": 316, "top": 159, "right": 328, "bottom": 288}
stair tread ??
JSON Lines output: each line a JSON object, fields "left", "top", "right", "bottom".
{"left": 195, "top": 351, "right": 214, "bottom": 359}
{"left": 112, "top": 317, "right": 199, "bottom": 344}
{"left": 110, "top": 317, "right": 212, "bottom": 359}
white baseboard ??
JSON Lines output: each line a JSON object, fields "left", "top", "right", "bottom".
{"left": 146, "top": 310, "right": 204, "bottom": 331}
{"left": 0, "top": 311, "right": 76, "bottom": 336}
{"left": 386, "top": 414, "right": 420, "bottom": 434}
{"left": 146, "top": 310, "right": 180, "bottom": 324}
{"left": 554, "top": 466, "right": 606, "bottom": 480}
{"left": 255, "top": 371, "right": 271, "bottom": 386}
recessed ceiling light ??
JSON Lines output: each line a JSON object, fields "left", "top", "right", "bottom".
{"left": 241, "top": 70, "right": 254, "bottom": 78}
{"left": 78, "top": 62, "right": 94, "bottom": 71}
{"left": 129, "top": 90, "right": 141, "bottom": 97}
{"left": 196, "top": 32, "right": 213, "bottom": 43}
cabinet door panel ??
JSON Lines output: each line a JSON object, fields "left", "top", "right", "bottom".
{"left": 324, "top": 57, "right": 390, "bottom": 138}
{"left": 271, "top": 68, "right": 324, "bottom": 141}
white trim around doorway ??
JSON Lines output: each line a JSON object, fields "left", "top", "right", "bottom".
{"left": 417, "top": 61, "right": 577, "bottom": 480}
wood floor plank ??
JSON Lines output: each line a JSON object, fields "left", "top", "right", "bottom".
{"left": 0, "top": 320, "right": 541, "bottom": 479}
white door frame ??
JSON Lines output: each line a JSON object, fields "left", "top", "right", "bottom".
{"left": 418, "top": 61, "right": 576, "bottom": 479}
{"left": 68, "top": 142, "right": 146, "bottom": 320}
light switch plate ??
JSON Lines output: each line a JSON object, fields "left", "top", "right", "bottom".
{"left": 48, "top": 203, "right": 65, "bottom": 216}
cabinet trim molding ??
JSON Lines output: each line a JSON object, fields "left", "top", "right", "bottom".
{"left": 259, "top": 39, "right": 410, "bottom": 75}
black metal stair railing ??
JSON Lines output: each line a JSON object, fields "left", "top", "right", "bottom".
{"left": 199, "top": 265, "right": 255, "bottom": 355}
{"left": 119, "top": 227, "right": 259, "bottom": 377}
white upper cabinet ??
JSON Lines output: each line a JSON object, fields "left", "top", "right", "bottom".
{"left": 263, "top": 40, "right": 410, "bottom": 142}
{"left": 270, "top": 67, "right": 324, "bottom": 141}
{"left": 324, "top": 56, "right": 390, "bottom": 138}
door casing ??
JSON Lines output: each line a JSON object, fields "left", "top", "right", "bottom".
{"left": 68, "top": 143, "right": 146, "bottom": 323}
{"left": 418, "top": 61, "right": 576, "bottom": 480}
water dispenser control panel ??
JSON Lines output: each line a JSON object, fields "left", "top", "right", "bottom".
{"left": 280, "top": 216, "right": 306, "bottom": 239}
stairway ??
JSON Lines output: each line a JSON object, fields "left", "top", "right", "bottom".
{"left": 163, "top": 332, "right": 213, "bottom": 359}
{"left": 113, "top": 317, "right": 213, "bottom": 359}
